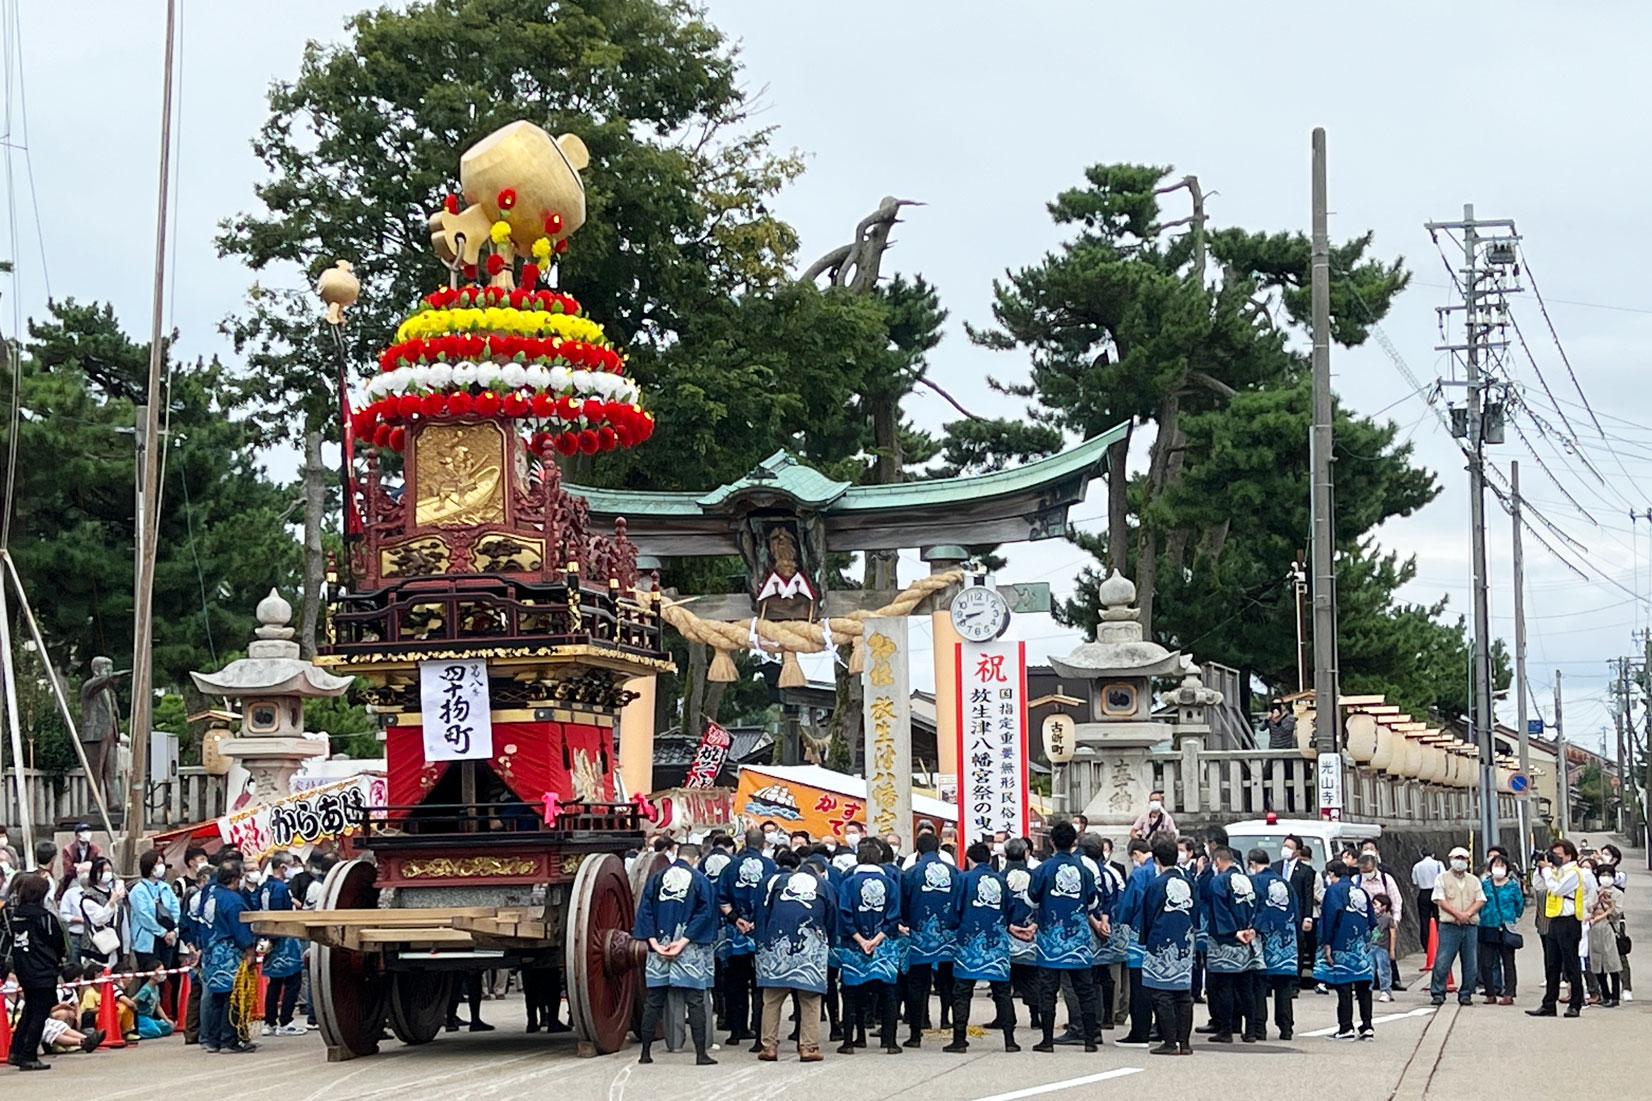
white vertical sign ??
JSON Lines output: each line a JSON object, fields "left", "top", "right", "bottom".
{"left": 419, "top": 659, "right": 494, "bottom": 762}
{"left": 955, "top": 639, "right": 1028, "bottom": 850}
{"left": 860, "top": 617, "right": 912, "bottom": 850}
{"left": 1317, "top": 751, "right": 1344, "bottom": 821}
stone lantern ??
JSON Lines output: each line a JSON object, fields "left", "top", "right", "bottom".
{"left": 1047, "top": 571, "right": 1194, "bottom": 825}
{"left": 190, "top": 589, "right": 352, "bottom": 803}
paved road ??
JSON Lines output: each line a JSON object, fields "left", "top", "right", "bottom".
{"left": 32, "top": 852, "right": 1652, "bottom": 1100}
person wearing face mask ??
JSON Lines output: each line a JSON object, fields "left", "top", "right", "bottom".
{"left": 57, "top": 860, "right": 92, "bottom": 961}
{"left": 1586, "top": 862, "right": 1626, "bottom": 1008}
{"left": 130, "top": 849, "right": 181, "bottom": 989}
{"left": 1428, "top": 847, "right": 1485, "bottom": 1006}
{"left": 78, "top": 856, "right": 127, "bottom": 969}
{"left": 60, "top": 824, "right": 100, "bottom": 881}
{"left": 1478, "top": 855, "right": 1525, "bottom": 1005}
{"left": 1314, "top": 862, "right": 1375, "bottom": 1040}
{"left": 1528, "top": 840, "right": 1592, "bottom": 1018}
{"left": 1128, "top": 790, "right": 1176, "bottom": 841}
{"left": 1598, "top": 845, "right": 1632, "bottom": 1001}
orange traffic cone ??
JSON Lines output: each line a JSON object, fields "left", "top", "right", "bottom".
{"left": 1422, "top": 921, "right": 1455, "bottom": 992}
{"left": 96, "top": 970, "right": 127, "bottom": 1049}
{"left": 1419, "top": 917, "right": 1435, "bottom": 972}
{"left": 175, "top": 968, "right": 192, "bottom": 1024}
{"left": 255, "top": 961, "right": 268, "bottom": 1009}
{"left": 1, "top": 987, "right": 14, "bottom": 1061}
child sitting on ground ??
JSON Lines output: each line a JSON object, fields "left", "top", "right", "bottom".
{"left": 131, "top": 967, "right": 175, "bottom": 1039}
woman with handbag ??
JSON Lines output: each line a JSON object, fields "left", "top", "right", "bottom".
{"left": 1478, "top": 855, "right": 1525, "bottom": 1004}
{"left": 1587, "top": 867, "right": 1625, "bottom": 1007}
{"left": 79, "top": 856, "right": 127, "bottom": 970}
{"left": 130, "top": 850, "right": 181, "bottom": 969}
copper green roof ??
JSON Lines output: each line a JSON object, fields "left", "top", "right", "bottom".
{"left": 567, "top": 422, "right": 1129, "bottom": 556}
{"left": 696, "top": 451, "right": 852, "bottom": 510}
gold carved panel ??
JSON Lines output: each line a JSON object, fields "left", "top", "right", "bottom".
{"left": 401, "top": 856, "right": 538, "bottom": 879}
{"left": 381, "top": 536, "right": 450, "bottom": 578}
{"left": 415, "top": 421, "right": 507, "bottom": 528}
{"left": 474, "top": 533, "right": 544, "bottom": 573}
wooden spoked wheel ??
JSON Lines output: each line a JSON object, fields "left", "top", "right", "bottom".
{"left": 387, "top": 970, "right": 455, "bottom": 1046}
{"left": 565, "top": 853, "right": 646, "bottom": 1055}
{"left": 310, "top": 859, "right": 389, "bottom": 1061}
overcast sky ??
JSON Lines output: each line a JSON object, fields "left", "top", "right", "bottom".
{"left": 8, "top": 1, "right": 1652, "bottom": 751}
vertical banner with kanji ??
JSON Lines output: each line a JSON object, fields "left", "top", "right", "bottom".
{"left": 683, "top": 721, "right": 733, "bottom": 789}
{"left": 419, "top": 658, "right": 494, "bottom": 762}
{"left": 954, "top": 639, "right": 1028, "bottom": 851}
{"left": 860, "top": 616, "right": 913, "bottom": 851}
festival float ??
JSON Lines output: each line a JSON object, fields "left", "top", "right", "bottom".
{"left": 246, "top": 120, "right": 671, "bottom": 1061}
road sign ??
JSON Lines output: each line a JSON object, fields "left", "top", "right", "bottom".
{"left": 1527, "top": 719, "right": 1544, "bottom": 734}
{"left": 1509, "top": 772, "right": 1529, "bottom": 793}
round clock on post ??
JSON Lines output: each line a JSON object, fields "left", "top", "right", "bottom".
{"left": 950, "top": 584, "right": 1011, "bottom": 642}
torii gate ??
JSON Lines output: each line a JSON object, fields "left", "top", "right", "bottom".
{"left": 567, "top": 424, "right": 1129, "bottom": 794}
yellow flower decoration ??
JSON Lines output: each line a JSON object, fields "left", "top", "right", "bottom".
{"left": 395, "top": 307, "right": 608, "bottom": 346}
{"left": 531, "top": 237, "right": 552, "bottom": 263}
{"left": 489, "top": 220, "right": 512, "bottom": 246}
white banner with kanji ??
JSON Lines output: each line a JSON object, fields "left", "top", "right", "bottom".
{"left": 419, "top": 658, "right": 494, "bottom": 762}
{"left": 954, "top": 639, "right": 1028, "bottom": 850}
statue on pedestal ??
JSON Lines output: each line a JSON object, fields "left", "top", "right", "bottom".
{"left": 78, "top": 656, "right": 128, "bottom": 803}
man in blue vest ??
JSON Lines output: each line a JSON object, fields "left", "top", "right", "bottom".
{"left": 1113, "top": 838, "right": 1158, "bottom": 1046}
{"left": 635, "top": 838, "right": 719, "bottom": 1065}
{"left": 1028, "top": 821, "right": 1102, "bottom": 1052}
{"left": 1139, "top": 835, "right": 1195, "bottom": 1056}
{"left": 836, "top": 839, "right": 903, "bottom": 1054}
{"left": 755, "top": 852, "right": 836, "bottom": 1062}
{"left": 1248, "top": 847, "right": 1300, "bottom": 1039}
{"left": 200, "top": 859, "right": 258, "bottom": 1054}
{"left": 717, "top": 827, "right": 776, "bottom": 1050}
{"left": 946, "top": 841, "right": 1018, "bottom": 1052}
{"left": 1204, "top": 845, "right": 1261, "bottom": 1043}
{"left": 900, "top": 832, "right": 959, "bottom": 1048}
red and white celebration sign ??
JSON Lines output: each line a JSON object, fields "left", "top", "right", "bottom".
{"left": 684, "top": 720, "right": 734, "bottom": 788}
{"left": 954, "top": 639, "right": 1028, "bottom": 850}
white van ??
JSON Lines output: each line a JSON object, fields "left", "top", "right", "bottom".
{"left": 1224, "top": 816, "right": 1382, "bottom": 866}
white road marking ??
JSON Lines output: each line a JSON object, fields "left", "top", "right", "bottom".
{"left": 1298, "top": 1005, "right": 1435, "bottom": 1037}
{"left": 970, "top": 1066, "right": 1144, "bottom": 1101}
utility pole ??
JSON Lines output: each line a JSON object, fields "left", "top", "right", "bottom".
{"left": 1427, "top": 203, "right": 1520, "bottom": 850}
{"left": 122, "top": 0, "right": 179, "bottom": 872}
{"left": 1614, "top": 656, "right": 1629, "bottom": 836}
{"left": 1511, "top": 461, "right": 1532, "bottom": 854}
{"left": 1555, "top": 672, "right": 1569, "bottom": 835}
{"left": 1309, "top": 129, "right": 1341, "bottom": 820}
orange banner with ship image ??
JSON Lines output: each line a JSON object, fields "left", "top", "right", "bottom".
{"left": 732, "top": 763, "right": 956, "bottom": 840}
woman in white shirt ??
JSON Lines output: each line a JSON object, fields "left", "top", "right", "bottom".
{"left": 79, "top": 856, "right": 127, "bottom": 969}
{"left": 57, "top": 861, "right": 91, "bottom": 961}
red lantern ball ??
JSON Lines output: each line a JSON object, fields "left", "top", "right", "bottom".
{"left": 372, "top": 423, "right": 392, "bottom": 448}
{"left": 531, "top": 392, "right": 555, "bottom": 418}
{"left": 520, "top": 262, "right": 540, "bottom": 291}
{"left": 397, "top": 393, "right": 422, "bottom": 419}
{"left": 420, "top": 392, "right": 447, "bottom": 417}
{"left": 502, "top": 392, "right": 529, "bottom": 417}
{"left": 497, "top": 187, "right": 517, "bottom": 211}
{"left": 387, "top": 426, "right": 406, "bottom": 451}
{"left": 544, "top": 212, "right": 563, "bottom": 235}
{"left": 554, "top": 432, "right": 579, "bottom": 456}
{"left": 556, "top": 395, "right": 579, "bottom": 421}
{"left": 448, "top": 391, "right": 474, "bottom": 416}
{"left": 475, "top": 391, "right": 501, "bottom": 417}
{"left": 598, "top": 426, "right": 618, "bottom": 451}
{"left": 581, "top": 398, "right": 604, "bottom": 423}
{"left": 578, "top": 429, "right": 600, "bottom": 455}
{"left": 486, "top": 254, "right": 506, "bottom": 276}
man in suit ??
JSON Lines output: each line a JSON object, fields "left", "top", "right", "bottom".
{"left": 1272, "top": 836, "right": 1317, "bottom": 986}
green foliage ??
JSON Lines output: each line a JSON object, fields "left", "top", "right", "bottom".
{"left": 305, "top": 686, "right": 382, "bottom": 760}
{"left": 973, "top": 161, "right": 1480, "bottom": 721}
{"left": 3, "top": 300, "right": 300, "bottom": 696}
